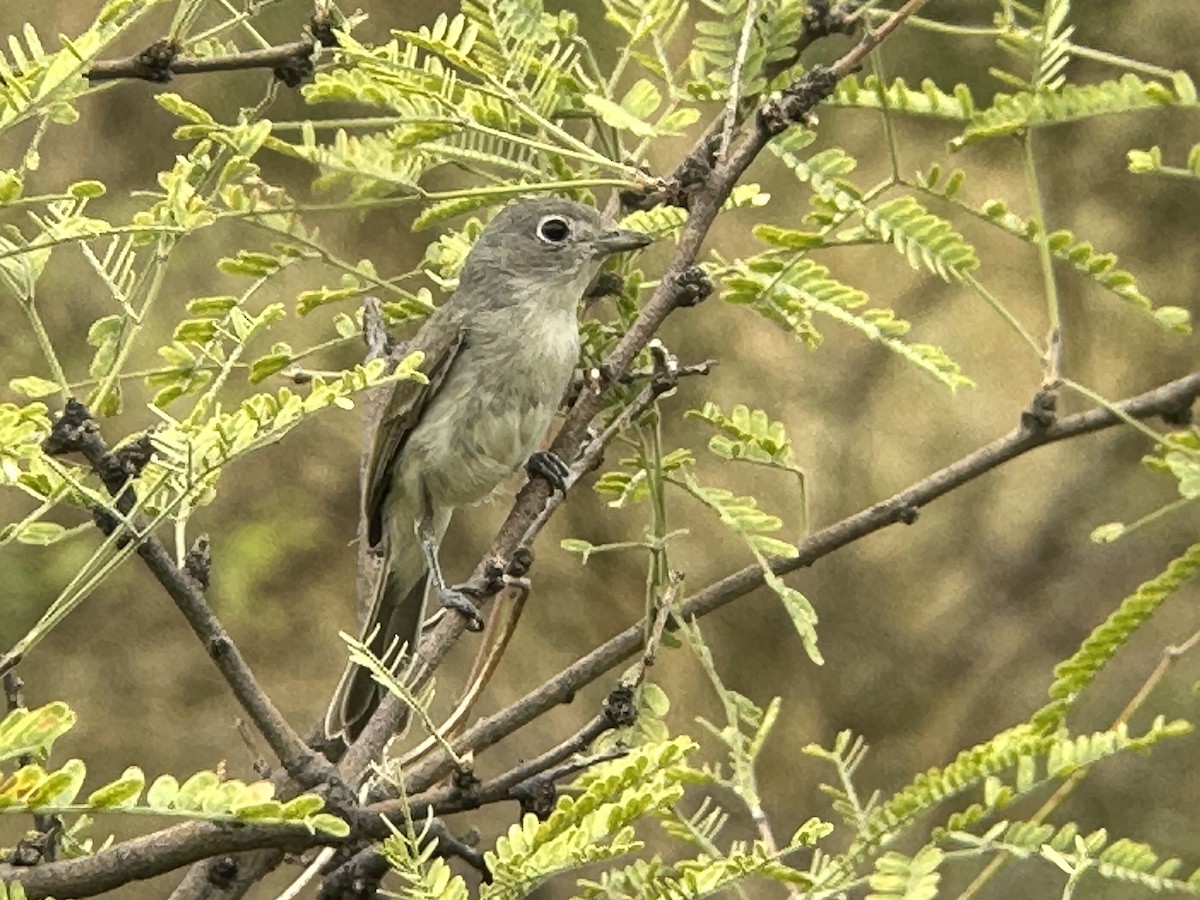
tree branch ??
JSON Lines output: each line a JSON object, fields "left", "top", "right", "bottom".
{"left": 86, "top": 39, "right": 312, "bottom": 85}
{"left": 0, "top": 819, "right": 340, "bottom": 900}
{"left": 339, "top": 0, "right": 931, "bottom": 786}
{"left": 399, "top": 371, "right": 1200, "bottom": 792}
{"left": 30, "top": 367, "right": 1190, "bottom": 899}
{"left": 85, "top": 11, "right": 339, "bottom": 88}
{"left": 39, "top": 401, "right": 332, "bottom": 790}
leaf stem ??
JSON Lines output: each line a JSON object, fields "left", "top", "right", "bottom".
{"left": 18, "top": 298, "right": 70, "bottom": 401}
{"left": 1021, "top": 134, "right": 1062, "bottom": 384}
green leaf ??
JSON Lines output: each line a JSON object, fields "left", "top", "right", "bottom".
{"left": 297, "top": 282, "right": 363, "bottom": 316}
{"left": 87, "top": 766, "right": 145, "bottom": 808}
{"left": 86, "top": 314, "right": 123, "bottom": 347}
{"left": 620, "top": 78, "right": 662, "bottom": 119}
{"left": 67, "top": 180, "right": 106, "bottom": 199}
{"left": 582, "top": 93, "right": 658, "bottom": 138}
{"left": 955, "top": 74, "right": 1200, "bottom": 147}
{"left": 761, "top": 566, "right": 822, "bottom": 664}
{"left": 867, "top": 847, "right": 943, "bottom": 900}
{"left": 249, "top": 350, "right": 293, "bottom": 384}
{"left": 309, "top": 813, "right": 351, "bottom": 837}
{"left": 1154, "top": 306, "right": 1192, "bottom": 332}
{"left": 218, "top": 251, "right": 281, "bottom": 277}
{"left": 12, "top": 521, "right": 67, "bottom": 545}
{"left": 232, "top": 800, "right": 285, "bottom": 819}
{"left": 0, "top": 702, "right": 76, "bottom": 762}
{"left": 1090, "top": 522, "right": 1126, "bottom": 544}
{"left": 752, "top": 224, "right": 826, "bottom": 249}
{"left": 1164, "top": 452, "right": 1200, "bottom": 499}
{"left": 1034, "top": 540, "right": 1200, "bottom": 731}
{"left": 280, "top": 794, "right": 324, "bottom": 819}
{"left": 863, "top": 196, "right": 980, "bottom": 281}
{"left": 8, "top": 375, "right": 61, "bottom": 398}
{"left": 155, "top": 92, "right": 216, "bottom": 125}
{"left": 146, "top": 774, "right": 180, "bottom": 809}
{"left": 174, "top": 771, "right": 220, "bottom": 811}
{"left": 0, "top": 169, "right": 23, "bottom": 203}
{"left": 185, "top": 295, "right": 238, "bottom": 316}
{"left": 25, "top": 758, "right": 86, "bottom": 808}
{"left": 560, "top": 538, "right": 596, "bottom": 564}
{"left": 173, "top": 319, "right": 218, "bottom": 344}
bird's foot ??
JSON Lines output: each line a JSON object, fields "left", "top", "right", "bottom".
{"left": 526, "top": 450, "right": 570, "bottom": 493}
{"left": 436, "top": 586, "right": 485, "bottom": 632}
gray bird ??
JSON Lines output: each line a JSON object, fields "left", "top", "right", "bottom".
{"left": 326, "top": 198, "right": 653, "bottom": 740}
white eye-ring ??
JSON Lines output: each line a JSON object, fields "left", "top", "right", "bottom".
{"left": 537, "top": 215, "right": 572, "bottom": 244}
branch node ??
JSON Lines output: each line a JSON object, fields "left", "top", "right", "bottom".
{"left": 6, "top": 821, "right": 60, "bottom": 867}
{"left": 758, "top": 65, "right": 840, "bottom": 137}
{"left": 133, "top": 39, "right": 180, "bottom": 83}
{"left": 602, "top": 684, "right": 638, "bottom": 728}
{"left": 41, "top": 398, "right": 92, "bottom": 457}
{"left": 90, "top": 506, "right": 133, "bottom": 548}
{"left": 451, "top": 766, "right": 483, "bottom": 811}
{"left": 316, "top": 847, "right": 388, "bottom": 900}
{"left": 1021, "top": 388, "right": 1059, "bottom": 432}
{"left": 208, "top": 855, "right": 239, "bottom": 888}
{"left": 511, "top": 776, "right": 557, "bottom": 820}
{"left": 506, "top": 546, "right": 534, "bottom": 579}
{"left": 622, "top": 133, "right": 721, "bottom": 212}
{"left": 1160, "top": 396, "right": 1194, "bottom": 427}
{"left": 674, "top": 266, "right": 714, "bottom": 308}
{"left": 114, "top": 433, "right": 156, "bottom": 479}
{"left": 310, "top": 10, "right": 341, "bottom": 49}
{"left": 184, "top": 534, "right": 212, "bottom": 590}
{"left": 206, "top": 633, "right": 233, "bottom": 663}
{"left": 805, "top": 1, "right": 863, "bottom": 42}
{"left": 273, "top": 52, "right": 315, "bottom": 88}
{"left": 431, "top": 823, "right": 490, "bottom": 880}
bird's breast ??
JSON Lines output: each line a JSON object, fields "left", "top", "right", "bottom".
{"left": 399, "top": 309, "right": 579, "bottom": 509}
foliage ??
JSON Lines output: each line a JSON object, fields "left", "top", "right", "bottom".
{"left": 378, "top": 812, "right": 471, "bottom": 900}
{"left": 483, "top": 737, "right": 695, "bottom": 898}
{"left": 0, "top": 0, "right": 1196, "bottom": 896}
{"left": 0, "top": 702, "right": 348, "bottom": 843}
{"left": 1032, "top": 539, "right": 1200, "bottom": 731}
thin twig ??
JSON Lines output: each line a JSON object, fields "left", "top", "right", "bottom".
{"left": 719, "top": 0, "right": 761, "bottom": 162}
{"left": 87, "top": 37, "right": 323, "bottom": 86}
{"left": 342, "top": 0, "right": 931, "bottom": 782}
{"left": 399, "top": 371, "right": 1200, "bottom": 793}
{"left": 316, "top": 821, "right": 486, "bottom": 900}
{"left": 8, "top": 369, "right": 1194, "bottom": 899}
{"left": 40, "top": 401, "right": 331, "bottom": 790}
{"left": 956, "top": 625, "right": 1200, "bottom": 900}
{"left": 0, "top": 820, "right": 340, "bottom": 899}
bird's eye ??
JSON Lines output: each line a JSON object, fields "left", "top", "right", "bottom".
{"left": 537, "top": 216, "right": 571, "bottom": 243}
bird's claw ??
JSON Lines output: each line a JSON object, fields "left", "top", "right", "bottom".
{"left": 526, "top": 450, "right": 570, "bottom": 493}
{"left": 437, "top": 586, "right": 485, "bottom": 632}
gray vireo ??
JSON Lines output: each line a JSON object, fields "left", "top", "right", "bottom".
{"left": 326, "top": 198, "right": 653, "bottom": 740}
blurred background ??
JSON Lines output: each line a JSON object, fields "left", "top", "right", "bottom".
{"left": 1, "top": 1, "right": 1198, "bottom": 896}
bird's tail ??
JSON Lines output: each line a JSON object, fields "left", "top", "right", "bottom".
{"left": 325, "top": 533, "right": 431, "bottom": 742}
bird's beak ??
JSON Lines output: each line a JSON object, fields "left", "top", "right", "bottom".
{"left": 591, "top": 227, "right": 655, "bottom": 257}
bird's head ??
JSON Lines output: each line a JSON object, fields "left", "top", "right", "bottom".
{"left": 457, "top": 198, "right": 654, "bottom": 306}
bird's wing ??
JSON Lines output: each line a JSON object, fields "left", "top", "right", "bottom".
{"left": 363, "top": 308, "right": 466, "bottom": 546}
